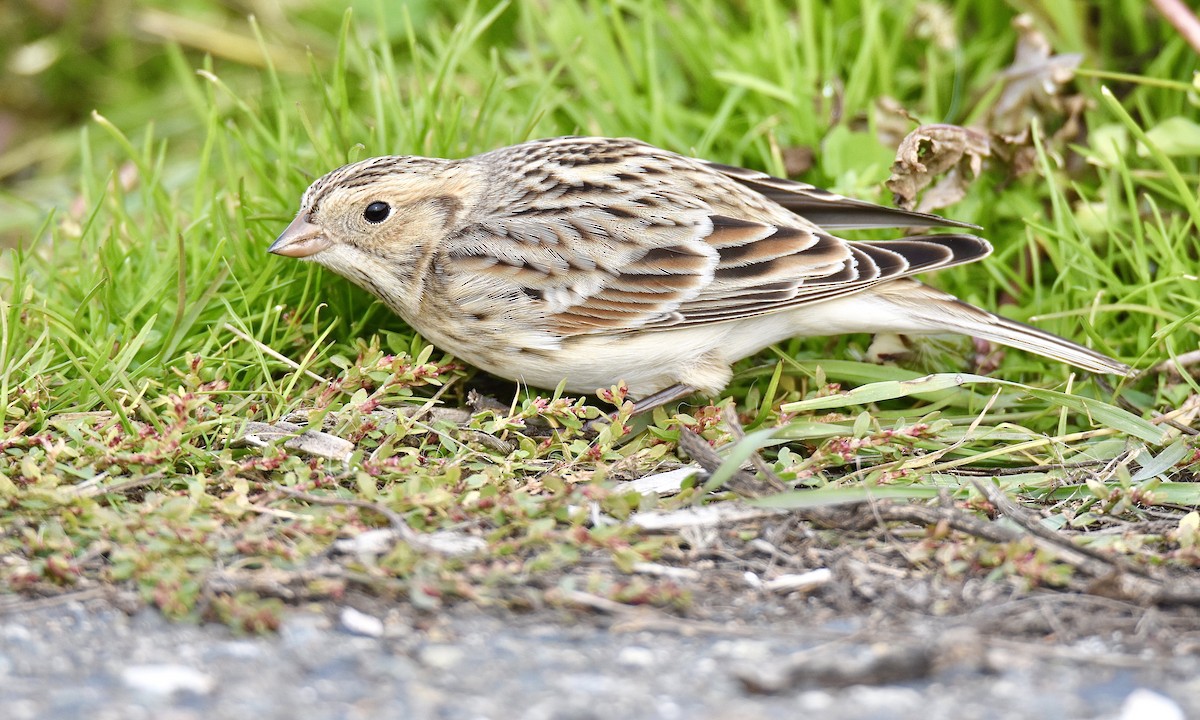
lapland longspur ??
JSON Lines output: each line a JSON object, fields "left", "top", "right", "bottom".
{"left": 270, "top": 136, "right": 1132, "bottom": 410}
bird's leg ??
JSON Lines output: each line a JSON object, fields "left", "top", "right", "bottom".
{"left": 585, "top": 384, "right": 698, "bottom": 436}
{"left": 629, "top": 384, "right": 698, "bottom": 415}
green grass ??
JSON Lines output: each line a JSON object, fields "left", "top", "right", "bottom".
{"left": 1, "top": 0, "right": 1198, "bottom": 628}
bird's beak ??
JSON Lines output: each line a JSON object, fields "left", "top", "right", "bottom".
{"left": 268, "top": 214, "right": 331, "bottom": 258}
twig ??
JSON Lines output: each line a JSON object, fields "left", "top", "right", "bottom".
{"left": 558, "top": 589, "right": 640, "bottom": 614}
{"left": 677, "top": 427, "right": 777, "bottom": 498}
{"left": 1149, "top": 349, "right": 1200, "bottom": 377}
{"left": 277, "top": 487, "right": 418, "bottom": 543}
{"left": 987, "top": 637, "right": 1159, "bottom": 669}
{"left": 557, "top": 589, "right": 767, "bottom": 637}
{"left": 405, "top": 376, "right": 459, "bottom": 424}
{"left": 968, "top": 480, "right": 1200, "bottom": 605}
{"left": 453, "top": 429, "right": 515, "bottom": 454}
{"left": 1151, "top": 0, "right": 1200, "bottom": 55}
{"left": 0, "top": 587, "right": 110, "bottom": 615}
{"left": 840, "top": 500, "right": 1015, "bottom": 544}
{"left": 203, "top": 564, "right": 350, "bottom": 602}
{"left": 942, "top": 459, "right": 1109, "bottom": 476}
{"left": 722, "top": 406, "right": 786, "bottom": 492}
{"left": 773, "top": 495, "right": 1016, "bottom": 544}
{"left": 1095, "top": 376, "right": 1198, "bottom": 436}
{"left": 791, "top": 488, "right": 1200, "bottom": 606}
{"left": 67, "top": 472, "right": 164, "bottom": 498}
{"left": 907, "top": 427, "right": 1122, "bottom": 476}
{"left": 970, "top": 480, "right": 1152, "bottom": 577}
{"left": 889, "top": 388, "right": 1005, "bottom": 476}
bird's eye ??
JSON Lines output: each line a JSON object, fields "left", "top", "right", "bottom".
{"left": 363, "top": 201, "right": 390, "bottom": 223}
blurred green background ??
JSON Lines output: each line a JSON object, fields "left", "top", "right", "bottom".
{"left": 1, "top": 0, "right": 1188, "bottom": 216}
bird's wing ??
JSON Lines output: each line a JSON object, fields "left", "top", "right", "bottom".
{"left": 440, "top": 208, "right": 990, "bottom": 337}
{"left": 660, "top": 224, "right": 989, "bottom": 329}
{"left": 437, "top": 139, "right": 989, "bottom": 338}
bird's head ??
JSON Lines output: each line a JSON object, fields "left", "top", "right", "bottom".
{"left": 269, "top": 155, "right": 481, "bottom": 310}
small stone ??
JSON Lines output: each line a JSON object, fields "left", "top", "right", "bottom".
{"left": 121, "top": 664, "right": 214, "bottom": 696}
{"left": 630, "top": 562, "right": 699, "bottom": 580}
{"left": 417, "top": 530, "right": 487, "bottom": 557}
{"left": 339, "top": 607, "right": 384, "bottom": 638}
{"left": 762, "top": 568, "right": 832, "bottom": 593}
{"left": 632, "top": 504, "right": 782, "bottom": 531}
{"left": 1119, "top": 688, "right": 1184, "bottom": 720}
{"left": 612, "top": 466, "right": 702, "bottom": 496}
{"left": 333, "top": 528, "right": 400, "bottom": 556}
{"left": 215, "top": 641, "right": 263, "bottom": 659}
{"left": 842, "top": 686, "right": 923, "bottom": 713}
{"left": 617, "top": 646, "right": 655, "bottom": 668}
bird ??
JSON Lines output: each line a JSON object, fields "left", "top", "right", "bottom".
{"left": 269, "top": 135, "right": 1133, "bottom": 413}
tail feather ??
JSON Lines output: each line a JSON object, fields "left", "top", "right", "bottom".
{"left": 873, "top": 280, "right": 1134, "bottom": 377}
{"left": 956, "top": 312, "right": 1134, "bottom": 377}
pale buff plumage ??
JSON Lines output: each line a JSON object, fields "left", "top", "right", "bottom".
{"left": 270, "top": 136, "right": 1132, "bottom": 408}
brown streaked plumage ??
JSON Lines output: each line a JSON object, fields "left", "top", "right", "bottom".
{"left": 270, "top": 136, "right": 1133, "bottom": 409}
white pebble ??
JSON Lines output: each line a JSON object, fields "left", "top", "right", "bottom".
{"left": 121, "top": 664, "right": 214, "bottom": 696}
{"left": 1119, "top": 688, "right": 1184, "bottom": 720}
{"left": 339, "top": 607, "right": 384, "bottom": 638}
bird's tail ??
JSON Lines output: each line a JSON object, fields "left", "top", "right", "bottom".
{"left": 949, "top": 310, "right": 1134, "bottom": 377}
{"left": 873, "top": 280, "right": 1135, "bottom": 377}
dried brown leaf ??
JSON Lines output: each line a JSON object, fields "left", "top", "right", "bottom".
{"left": 886, "top": 124, "right": 990, "bottom": 212}
{"left": 989, "top": 14, "right": 1083, "bottom": 136}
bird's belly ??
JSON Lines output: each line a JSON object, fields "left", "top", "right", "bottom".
{"left": 477, "top": 321, "right": 786, "bottom": 397}
{"left": 418, "top": 293, "right": 924, "bottom": 398}
{"left": 475, "top": 335, "right": 688, "bottom": 397}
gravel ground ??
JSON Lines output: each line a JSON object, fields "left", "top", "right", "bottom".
{"left": 2, "top": 598, "right": 1196, "bottom": 720}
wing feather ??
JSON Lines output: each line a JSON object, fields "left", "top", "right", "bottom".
{"left": 649, "top": 232, "right": 990, "bottom": 329}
